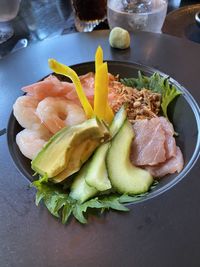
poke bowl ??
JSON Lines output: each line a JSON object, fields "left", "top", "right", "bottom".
{"left": 7, "top": 59, "right": 200, "bottom": 223}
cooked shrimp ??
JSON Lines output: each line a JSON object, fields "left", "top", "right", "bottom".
{"left": 36, "top": 97, "right": 87, "bottom": 134}
{"left": 16, "top": 126, "right": 52, "bottom": 160}
{"left": 13, "top": 95, "right": 41, "bottom": 130}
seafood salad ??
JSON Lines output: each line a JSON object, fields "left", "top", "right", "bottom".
{"left": 13, "top": 46, "right": 184, "bottom": 224}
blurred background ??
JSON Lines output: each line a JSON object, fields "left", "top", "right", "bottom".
{"left": 0, "top": 0, "right": 199, "bottom": 58}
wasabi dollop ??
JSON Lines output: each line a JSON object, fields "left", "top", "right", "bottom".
{"left": 109, "top": 27, "right": 130, "bottom": 49}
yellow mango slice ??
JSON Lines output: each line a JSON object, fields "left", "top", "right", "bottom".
{"left": 48, "top": 59, "right": 94, "bottom": 118}
{"left": 105, "top": 105, "right": 114, "bottom": 124}
{"left": 94, "top": 62, "right": 109, "bottom": 120}
{"left": 94, "top": 46, "right": 114, "bottom": 123}
{"left": 95, "top": 46, "right": 103, "bottom": 71}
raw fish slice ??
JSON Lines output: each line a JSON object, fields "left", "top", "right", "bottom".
{"left": 80, "top": 72, "right": 95, "bottom": 90}
{"left": 66, "top": 72, "right": 116, "bottom": 98}
{"left": 159, "top": 116, "right": 174, "bottom": 135}
{"left": 66, "top": 88, "right": 94, "bottom": 103}
{"left": 67, "top": 72, "right": 117, "bottom": 103}
{"left": 131, "top": 118, "right": 166, "bottom": 166}
{"left": 159, "top": 117, "right": 176, "bottom": 159}
{"left": 22, "top": 75, "right": 73, "bottom": 100}
{"left": 66, "top": 72, "right": 95, "bottom": 103}
{"left": 22, "top": 72, "right": 117, "bottom": 105}
{"left": 164, "top": 134, "right": 176, "bottom": 159}
{"left": 22, "top": 73, "right": 95, "bottom": 103}
{"left": 145, "top": 146, "right": 184, "bottom": 178}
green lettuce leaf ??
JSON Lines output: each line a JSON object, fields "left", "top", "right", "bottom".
{"left": 32, "top": 173, "right": 49, "bottom": 189}
{"left": 161, "top": 79, "right": 182, "bottom": 118}
{"left": 62, "top": 205, "right": 73, "bottom": 224}
{"left": 121, "top": 71, "right": 150, "bottom": 89}
{"left": 32, "top": 177, "right": 159, "bottom": 225}
{"left": 32, "top": 180, "right": 153, "bottom": 224}
{"left": 33, "top": 181, "right": 70, "bottom": 217}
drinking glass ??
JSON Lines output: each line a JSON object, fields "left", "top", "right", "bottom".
{"left": 107, "top": 0, "right": 168, "bottom": 33}
{"left": 0, "top": 0, "right": 21, "bottom": 44}
{"left": 71, "top": 0, "right": 107, "bottom": 32}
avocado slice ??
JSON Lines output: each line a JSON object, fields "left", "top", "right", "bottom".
{"left": 52, "top": 139, "right": 100, "bottom": 183}
{"left": 31, "top": 118, "right": 109, "bottom": 180}
{"left": 106, "top": 120, "right": 153, "bottom": 195}
{"left": 70, "top": 162, "right": 98, "bottom": 203}
{"left": 84, "top": 106, "right": 127, "bottom": 191}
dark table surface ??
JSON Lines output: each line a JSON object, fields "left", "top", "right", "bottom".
{"left": 1, "top": 29, "right": 200, "bottom": 267}
{"left": 1, "top": 1, "right": 200, "bottom": 267}
{"left": 0, "top": 0, "right": 200, "bottom": 58}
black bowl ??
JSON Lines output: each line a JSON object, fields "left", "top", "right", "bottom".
{"left": 7, "top": 61, "right": 200, "bottom": 202}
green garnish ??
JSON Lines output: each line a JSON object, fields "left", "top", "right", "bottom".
{"left": 32, "top": 173, "right": 48, "bottom": 188}
{"left": 32, "top": 179, "right": 156, "bottom": 224}
{"left": 161, "top": 79, "right": 182, "bottom": 118}
{"left": 121, "top": 71, "right": 182, "bottom": 119}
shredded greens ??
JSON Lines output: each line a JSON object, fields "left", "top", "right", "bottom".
{"left": 121, "top": 71, "right": 182, "bottom": 118}
{"left": 32, "top": 177, "right": 157, "bottom": 224}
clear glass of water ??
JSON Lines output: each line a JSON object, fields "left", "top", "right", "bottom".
{"left": 0, "top": 0, "right": 21, "bottom": 44}
{"left": 107, "top": 0, "right": 168, "bottom": 33}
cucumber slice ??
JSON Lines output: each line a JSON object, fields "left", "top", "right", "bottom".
{"left": 69, "top": 163, "right": 98, "bottom": 203}
{"left": 106, "top": 120, "right": 153, "bottom": 195}
{"left": 84, "top": 106, "right": 127, "bottom": 192}
{"left": 85, "top": 143, "right": 111, "bottom": 191}
{"left": 109, "top": 105, "right": 127, "bottom": 137}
